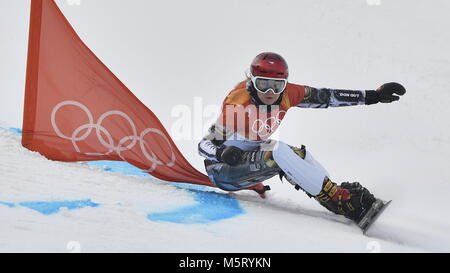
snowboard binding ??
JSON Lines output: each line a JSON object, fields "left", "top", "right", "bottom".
{"left": 357, "top": 199, "right": 392, "bottom": 234}
{"left": 316, "top": 180, "right": 376, "bottom": 222}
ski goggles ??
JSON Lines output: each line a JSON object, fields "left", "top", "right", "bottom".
{"left": 251, "top": 76, "right": 287, "bottom": 94}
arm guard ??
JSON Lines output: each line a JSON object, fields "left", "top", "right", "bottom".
{"left": 297, "top": 86, "right": 373, "bottom": 108}
{"left": 198, "top": 125, "right": 227, "bottom": 161}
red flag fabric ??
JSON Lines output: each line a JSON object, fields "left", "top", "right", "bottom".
{"left": 22, "top": 0, "right": 213, "bottom": 185}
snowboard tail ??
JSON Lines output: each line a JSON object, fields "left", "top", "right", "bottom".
{"left": 357, "top": 199, "right": 392, "bottom": 235}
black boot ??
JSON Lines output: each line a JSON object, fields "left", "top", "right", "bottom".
{"left": 315, "top": 179, "right": 377, "bottom": 222}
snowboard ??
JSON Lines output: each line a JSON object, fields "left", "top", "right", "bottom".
{"left": 357, "top": 199, "right": 392, "bottom": 235}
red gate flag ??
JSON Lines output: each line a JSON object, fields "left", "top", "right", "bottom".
{"left": 22, "top": 0, "right": 213, "bottom": 185}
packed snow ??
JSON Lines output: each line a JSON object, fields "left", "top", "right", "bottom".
{"left": 1, "top": 127, "right": 449, "bottom": 253}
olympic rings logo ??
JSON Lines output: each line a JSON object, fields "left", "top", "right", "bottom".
{"left": 251, "top": 110, "right": 286, "bottom": 137}
{"left": 50, "top": 101, "right": 176, "bottom": 172}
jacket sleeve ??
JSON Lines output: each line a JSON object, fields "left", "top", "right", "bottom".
{"left": 296, "top": 86, "right": 376, "bottom": 108}
{"left": 198, "top": 125, "right": 227, "bottom": 161}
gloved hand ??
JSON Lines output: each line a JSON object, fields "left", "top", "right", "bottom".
{"left": 216, "top": 145, "right": 244, "bottom": 166}
{"left": 365, "top": 82, "right": 406, "bottom": 105}
{"left": 377, "top": 82, "right": 406, "bottom": 103}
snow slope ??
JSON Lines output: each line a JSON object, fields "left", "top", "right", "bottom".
{"left": 1, "top": 127, "right": 449, "bottom": 253}
{"left": 1, "top": 0, "right": 450, "bottom": 252}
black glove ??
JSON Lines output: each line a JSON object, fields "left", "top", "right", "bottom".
{"left": 216, "top": 145, "right": 244, "bottom": 166}
{"left": 365, "top": 82, "right": 406, "bottom": 105}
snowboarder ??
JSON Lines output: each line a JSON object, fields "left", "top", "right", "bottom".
{"left": 198, "top": 52, "right": 405, "bottom": 225}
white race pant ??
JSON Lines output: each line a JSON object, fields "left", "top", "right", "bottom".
{"left": 271, "top": 141, "right": 329, "bottom": 196}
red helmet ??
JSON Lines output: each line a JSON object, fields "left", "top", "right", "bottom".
{"left": 250, "top": 52, "right": 289, "bottom": 79}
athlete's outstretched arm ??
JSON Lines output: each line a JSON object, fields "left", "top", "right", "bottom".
{"left": 297, "top": 82, "right": 406, "bottom": 108}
